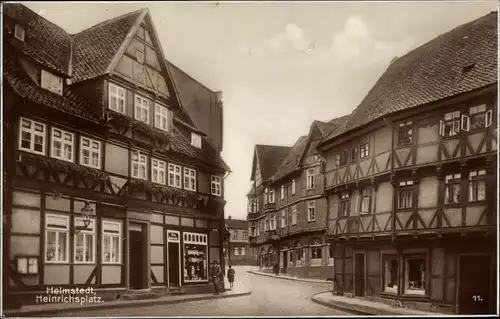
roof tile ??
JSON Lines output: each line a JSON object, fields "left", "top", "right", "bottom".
{"left": 256, "top": 145, "right": 292, "bottom": 181}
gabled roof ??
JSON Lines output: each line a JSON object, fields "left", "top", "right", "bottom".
{"left": 321, "top": 11, "right": 498, "bottom": 145}
{"left": 315, "top": 115, "right": 350, "bottom": 139}
{"left": 225, "top": 218, "right": 248, "bottom": 230}
{"left": 251, "top": 145, "right": 292, "bottom": 182}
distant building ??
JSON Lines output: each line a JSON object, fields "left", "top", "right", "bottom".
{"left": 224, "top": 217, "right": 258, "bottom": 265}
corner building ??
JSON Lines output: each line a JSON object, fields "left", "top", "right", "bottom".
{"left": 3, "top": 4, "right": 229, "bottom": 307}
{"left": 317, "top": 12, "right": 497, "bottom": 315}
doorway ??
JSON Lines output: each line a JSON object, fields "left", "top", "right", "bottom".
{"left": 458, "top": 255, "right": 491, "bottom": 314}
{"left": 354, "top": 253, "right": 365, "bottom": 297}
{"left": 167, "top": 230, "right": 181, "bottom": 287}
{"left": 282, "top": 251, "right": 287, "bottom": 274}
{"left": 129, "top": 224, "right": 146, "bottom": 290}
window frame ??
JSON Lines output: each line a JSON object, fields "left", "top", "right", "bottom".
{"left": 339, "top": 192, "right": 350, "bottom": 217}
{"left": 291, "top": 179, "right": 296, "bottom": 195}
{"left": 73, "top": 217, "right": 96, "bottom": 264}
{"left": 191, "top": 133, "right": 202, "bottom": 148}
{"left": 397, "top": 180, "right": 414, "bottom": 210}
{"left": 154, "top": 103, "right": 171, "bottom": 131}
{"left": 306, "top": 168, "right": 315, "bottom": 190}
{"left": 464, "top": 104, "right": 492, "bottom": 132}
{"left": 350, "top": 147, "right": 358, "bottom": 162}
{"left": 108, "top": 83, "right": 126, "bottom": 114}
{"left": 269, "top": 213, "right": 276, "bottom": 230}
{"left": 41, "top": 69, "right": 63, "bottom": 95}
{"left": 359, "top": 188, "right": 372, "bottom": 214}
{"left": 102, "top": 220, "right": 122, "bottom": 265}
{"left": 309, "top": 239, "right": 323, "bottom": 265}
{"left": 151, "top": 158, "right": 167, "bottom": 185}
{"left": 281, "top": 210, "right": 287, "bottom": 228}
{"left": 445, "top": 173, "right": 461, "bottom": 205}
{"left": 335, "top": 149, "right": 348, "bottom": 166}
{"left": 307, "top": 201, "right": 316, "bottom": 222}
{"left": 80, "top": 136, "right": 102, "bottom": 169}
{"left": 131, "top": 151, "right": 148, "bottom": 180}
{"left": 291, "top": 205, "right": 298, "bottom": 225}
{"left": 45, "top": 214, "right": 70, "bottom": 264}
{"left": 397, "top": 121, "right": 413, "bottom": 147}
{"left": 402, "top": 255, "right": 427, "bottom": 297}
{"left": 14, "top": 24, "right": 26, "bottom": 41}
{"left": 468, "top": 169, "right": 487, "bottom": 203}
{"left": 382, "top": 254, "right": 399, "bottom": 294}
{"left": 183, "top": 167, "right": 197, "bottom": 192}
{"left": 19, "top": 117, "right": 46, "bottom": 155}
{"left": 269, "top": 189, "right": 275, "bottom": 203}
{"left": 134, "top": 94, "right": 150, "bottom": 124}
{"left": 168, "top": 163, "right": 182, "bottom": 188}
{"left": 211, "top": 175, "right": 222, "bottom": 196}
{"left": 359, "top": 136, "right": 370, "bottom": 158}
{"left": 280, "top": 185, "right": 285, "bottom": 199}
{"left": 51, "top": 127, "right": 75, "bottom": 163}
{"left": 439, "top": 111, "right": 461, "bottom": 138}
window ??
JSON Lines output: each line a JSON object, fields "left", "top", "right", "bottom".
{"left": 350, "top": 147, "right": 358, "bottom": 162}
{"left": 131, "top": 151, "right": 147, "bottom": 180}
{"left": 439, "top": 111, "right": 461, "bottom": 137}
{"left": 466, "top": 104, "right": 492, "bottom": 131}
{"left": 264, "top": 188, "right": 268, "bottom": 205}
{"left": 16, "top": 257, "right": 38, "bottom": 275}
{"left": 154, "top": 104, "right": 172, "bottom": 131}
{"left": 291, "top": 205, "right": 297, "bottom": 225}
{"left": 269, "top": 214, "right": 276, "bottom": 230}
{"left": 45, "top": 214, "right": 69, "bottom": 263}
{"left": 19, "top": 118, "right": 46, "bottom": 155}
{"left": 242, "top": 231, "right": 248, "bottom": 240}
{"left": 234, "top": 246, "right": 239, "bottom": 256}
{"left": 41, "top": 70, "right": 63, "bottom": 95}
{"left": 168, "top": 164, "right": 182, "bottom": 188}
{"left": 445, "top": 174, "right": 461, "bottom": 204}
{"left": 102, "top": 220, "right": 122, "bottom": 264}
{"left": 259, "top": 219, "right": 265, "bottom": 232}
{"left": 291, "top": 179, "right": 296, "bottom": 195}
{"left": 250, "top": 222, "right": 256, "bottom": 237}
{"left": 398, "top": 121, "right": 413, "bottom": 146}
{"left": 74, "top": 217, "right": 96, "bottom": 263}
{"left": 211, "top": 176, "right": 222, "bottom": 196}
{"left": 288, "top": 250, "right": 294, "bottom": 267}
{"left": 281, "top": 210, "right": 287, "bottom": 228}
{"left": 80, "top": 137, "right": 101, "bottom": 169}
{"left": 335, "top": 149, "right": 348, "bottom": 166}
{"left": 183, "top": 167, "right": 197, "bottom": 191}
{"left": 269, "top": 189, "right": 275, "bottom": 203}
{"left": 183, "top": 232, "right": 208, "bottom": 282}
{"left": 280, "top": 185, "right": 285, "bottom": 199}
{"left": 469, "top": 169, "right": 486, "bottom": 202}
{"left": 339, "top": 192, "right": 350, "bottom": 217}
{"left": 256, "top": 197, "right": 260, "bottom": 212}
{"left": 108, "top": 83, "right": 126, "bottom": 114}
{"left": 51, "top": 128, "right": 74, "bottom": 162}
{"left": 265, "top": 218, "right": 269, "bottom": 231}
{"left": 403, "top": 256, "right": 426, "bottom": 296}
{"left": 360, "top": 137, "right": 370, "bottom": 158}
{"left": 14, "top": 24, "right": 25, "bottom": 41}
{"left": 397, "top": 180, "right": 414, "bottom": 209}
{"left": 231, "top": 230, "right": 237, "bottom": 241}
{"left": 152, "top": 159, "right": 166, "bottom": 184}
{"left": 241, "top": 247, "right": 246, "bottom": 255}
{"left": 307, "top": 201, "right": 316, "bottom": 222}
{"left": 306, "top": 168, "right": 315, "bottom": 189}
{"left": 191, "top": 133, "right": 202, "bottom": 148}
{"left": 383, "top": 255, "right": 398, "bottom": 294}
{"left": 296, "top": 248, "right": 305, "bottom": 266}
{"left": 310, "top": 239, "right": 322, "bottom": 265}
{"left": 360, "top": 189, "right": 372, "bottom": 214}
{"left": 134, "top": 95, "right": 149, "bottom": 124}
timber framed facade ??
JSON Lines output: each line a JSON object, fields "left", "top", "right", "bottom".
{"left": 3, "top": 4, "right": 229, "bottom": 308}
{"left": 317, "top": 12, "right": 497, "bottom": 315}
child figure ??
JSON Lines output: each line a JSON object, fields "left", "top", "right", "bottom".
{"left": 227, "top": 265, "right": 235, "bottom": 288}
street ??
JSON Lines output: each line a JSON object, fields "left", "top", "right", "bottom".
{"left": 51, "top": 266, "right": 352, "bottom": 316}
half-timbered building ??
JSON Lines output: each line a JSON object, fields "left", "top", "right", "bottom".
{"left": 317, "top": 12, "right": 497, "bottom": 315}
{"left": 3, "top": 4, "right": 229, "bottom": 307}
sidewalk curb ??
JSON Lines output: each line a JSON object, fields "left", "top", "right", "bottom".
{"left": 4, "top": 290, "right": 252, "bottom": 317}
{"left": 310, "top": 293, "right": 373, "bottom": 316}
{"left": 247, "top": 270, "right": 332, "bottom": 285}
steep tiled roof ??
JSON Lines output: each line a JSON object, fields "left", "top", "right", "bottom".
{"left": 225, "top": 218, "right": 248, "bottom": 230}
{"left": 71, "top": 9, "right": 144, "bottom": 83}
{"left": 316, "top": 115, "right": 350, "bottom": 139}
{"left": 271, "top": 136, "right": 308, "bottom": 181}
{"left": 4, "top": 3, "right": 71, "bottom": 76}
{"left": 3, "top": 51, "right": 99, "bottom": 123}
{"left": 322, "top": 12, "right": 498, "bottom": 145}
{"left": 255, "top": 145, "right": 292, "bottom": 182}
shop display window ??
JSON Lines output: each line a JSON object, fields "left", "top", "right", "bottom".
{"left": 183, "top": 232, "right": 208, "bottom": 282}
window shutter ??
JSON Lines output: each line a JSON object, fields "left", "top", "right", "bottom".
{"left": 439, "top": 120, "right": 445, "bottom": 136}
{"left": 461, "top": 114, "right": 470, "bottom": 131}
{"left": 485, "top": 110, "right": 493, "bottom": 127}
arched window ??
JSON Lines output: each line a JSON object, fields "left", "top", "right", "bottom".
{"left": 310, "top": 238, "right": 323, "bottom": 265}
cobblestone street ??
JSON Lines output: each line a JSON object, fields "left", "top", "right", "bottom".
{"left": 51, "top": 266, "right": 351, "bottom": 316}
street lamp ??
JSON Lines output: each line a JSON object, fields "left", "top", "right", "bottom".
{"left": 74, "top": 201, "right": 94, "bottom": 234}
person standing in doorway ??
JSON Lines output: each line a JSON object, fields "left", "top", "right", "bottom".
{"left": 227, "top": 265, "right": 235, "bottom": 288}
{"left": 211, "top": 260, "right": 224, "bottom": 294}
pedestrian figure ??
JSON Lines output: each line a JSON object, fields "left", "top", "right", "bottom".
{"left": 227, "top": 265, "right": 235, "bottom": 288}
{"left": 211, "top": 260, "right": 224, "bottom": 294}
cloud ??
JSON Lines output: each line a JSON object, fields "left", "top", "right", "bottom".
{"left": 331, "top": 15, "right": 414, "bottom": 64}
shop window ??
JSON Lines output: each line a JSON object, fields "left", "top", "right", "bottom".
{"left": 134, "top": 94, "right": 150, "bottom": 124}
{"left": 403, "top": 256, "right": 426, "bottom": 296}
{"left": 183, "top": 167, "right": 197, "bottom": 191}
{"left": 102, "top": 220, "right": 122, "bottom": 264}
{"left": 183, "top": 232, "right": 208, "bottom": 282}
{"left": 19, "top": 117, "right": 46, "bottom": 155}
{"left": 382, "top": 255, "right": 398, "bottom": 294}
{"left": 359, "top": 136, "right": 370, "bottom": 158}
{"left": 16, "top": 256, "right": 38, "bottom": 275}
{"left": 398, "top": 121, "right": 413, "bottom": 146}
{"left": 80, "top": 137, "right": 101, "bottom": 169}
{"left": 168, "top": 163, "right": 182, "bottom": 188}
{"left": 211, "top": 175, "right": 222, "bottom": 196}
{"left": 339, "top": 192, "right": 350, "bottom": 217}
{"left": 152, "top": 159, "right": 167, "bottom": 185}
{"left": 295, "top": 247, "right": 305, "bottom": 267}
{"left": 51, "top": 127, "right": 74, "bottom": 162}
{"left": 445, "top": 173, "right": 461, "bottom": 204}
{"left": 439, "top": 111, "right": 461, "bottom": 137}
{"left": 108, "top": 83, "right": 126, "bottom": 114}
{"left": 397, "top": 180, "right": 414, "bottom": 210}
{"left": 131, "top": 151, "right": 147, "bottom": 180}
{"left": 45, "top": 214, "right": 69, "bottom": 263}
{"left": 468, "top": 169, "right": 486, "bottom": 202}
{"left": 309, "top": 239, "right": 322, "bottom": 266}
{"left": 74, "top": 217, "right": 96, "bottom": 263}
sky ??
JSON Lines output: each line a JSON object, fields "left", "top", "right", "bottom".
{"left": 21, "top": 1, "right": 498, "bottom": 220}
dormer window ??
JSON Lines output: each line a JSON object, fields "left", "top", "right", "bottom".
{"left": 14, "top": 24, "right": 25, "bottom": 41}
{"left": 191, "top": 133, "right": 202, "bottom": 148}
{"left": 41, "top": 70, "right": 63, "bottom": 95}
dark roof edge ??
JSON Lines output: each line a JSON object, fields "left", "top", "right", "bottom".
{"left": 167, "top": 59, "right": 220, "bottom": 94}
